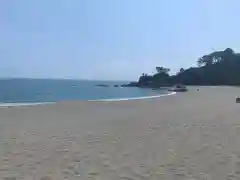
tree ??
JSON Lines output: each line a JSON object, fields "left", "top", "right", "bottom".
{"left": 197, "top": 55, "right": 213, "bottom": 66}
{"left": 224, "top": 48, "right": 234, "bottom": 55}
{"left": 156, "top": 66, "right": 170, "bottom": 75}
{"left": 141, "top": 73, "right": 148, "bottom": 76}
{"left": 133, "top": 47, "right": 240, "bottom": 87}
{"left": 180, "top": 68, "right": 185, "bottom": 73}
{"left": 174, "top": 48, "right": 240, "bottom": 85}
{"left": 222, "top": 48, "right": 235, "bottom": 62}
{"left": 198, "top": 48, "right": 235, "bottom": 67}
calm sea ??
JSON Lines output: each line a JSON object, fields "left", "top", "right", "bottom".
{"left": 0, "top": 79, "right": 169, "bottom": 103}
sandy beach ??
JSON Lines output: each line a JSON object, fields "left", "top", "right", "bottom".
{"left": 0, "top": 86, "right": 240, "bottom": 179}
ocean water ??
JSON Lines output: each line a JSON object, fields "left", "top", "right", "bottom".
{"left": 0, "top": 79, "right": 170, "bottom": 103}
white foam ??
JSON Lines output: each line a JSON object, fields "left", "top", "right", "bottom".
{"left": 0, "top": 92, "right": 176, "bottom": 107}
{"left": 0, "top": 102, "right": 55, "bottom": 107}
{"left": 88, "top": 92, "right": 176, "bottom": 102}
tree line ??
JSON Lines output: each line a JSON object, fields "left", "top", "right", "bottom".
{"left": 136, "top": 48, "right": 240, "bottom": 87}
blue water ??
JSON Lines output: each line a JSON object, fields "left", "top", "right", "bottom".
{"left": 0, "top": 78, "right": 169, "bottom": 103}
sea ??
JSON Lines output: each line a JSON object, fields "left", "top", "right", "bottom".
{"left": 0, "top": 78, "right": 170, "bottom": 104}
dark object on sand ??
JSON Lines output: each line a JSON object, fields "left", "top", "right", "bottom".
{"left": 197, "top": 89, "right": 199, "bottom": 91}
{"left": 236, "top": 97, "right": 240, "bottom": 103}
{"left": 169, "top": 84, "right": 188, "bottom": 92}
{"left": 114, "top": 85, "right": 119, "bottom": 87}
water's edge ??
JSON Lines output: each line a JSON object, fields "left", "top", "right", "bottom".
{"left": 88, "top": 92, "right": 176, "bottom": 101}
{"left": 0, "top": 92, "right": 176, "bottom": 107}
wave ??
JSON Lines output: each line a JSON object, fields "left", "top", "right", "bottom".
{"left": 88, "top": 92, "right": 176, "bottom": 102}
{"left": 0, "top": 92, "right": 176, "bottom": 107}
{"left": 0, "top": 102, "right": 54, "bottom": 107}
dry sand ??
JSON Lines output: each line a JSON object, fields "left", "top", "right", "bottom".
{"left": 0, "top": 86, "right": 240, "bottom": 179}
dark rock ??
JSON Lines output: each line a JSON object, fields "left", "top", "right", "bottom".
{"left": 121, "top": 82, "right": 139, "bottom": 87}
{"left": 236, "top": 97, "right": 240, "bottom": 103}
{"left": 95, "top": 84, "right": 109, "bottom": 87}
{"left": 168, "top": 84, "right": 188, "bottom": 92}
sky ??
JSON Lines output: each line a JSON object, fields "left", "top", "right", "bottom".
{"left": 0, "top": 0, "right": 240, "bottom": 81}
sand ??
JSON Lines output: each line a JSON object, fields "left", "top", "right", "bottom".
{"left": 0, "top": 86, "right": 240, "bottom": 179}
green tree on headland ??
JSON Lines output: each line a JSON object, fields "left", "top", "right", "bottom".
{"left": 179, "top": 68, "right": 185, "bottom": 73}
{"left": 127, "top": 48, "right": 240, "bottom": 87}
{"left": 197, "top": 48, "right": 235, "bottom": 67}
{"left": 156, "top": 67, "right": 170, "bottom": 74}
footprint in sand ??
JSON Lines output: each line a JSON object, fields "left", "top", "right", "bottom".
{"left": 102, "top": 161, "right": 111, "bottom": 167}
{"left": 227, "top": 173, "right": 235, "bottom": 180}
{"left": 119, "top": 164, "right": 142, "bottom": 180}
{"left": 172, "top": 167, "right": 187, "bottom": 179}
{"left": 0, "top": 165, "right": 9, "bottom": 172}
{"left": 2, "top": 156, "right": 10, "bottom": 162}
{"left": 232, "top": 123, "right": 240, "bottom": 128}
{"left": 150, "top": 125, "right": 160, "bottom": 131}
{"left": 234, "top": 161, "right": 240, "bottom": 175}
{"left": 40, "top": 175, "right": 52, "bottom": 180}
{"left": 100, "top": 154, "right": 110, "bottom": 161}
{"left": 122, "top": 151, "right": 130, "bottom": 157}
{"left": 212, "top": 124, "right": 220, "bottom": 129}
{"left": 195, "top": 143, "right": 209, "bottom": 153}
{"left": 203, "top": 131, "right": 210, "bottom": 136}
{"left": 216, "top": 142, "right": 224, "bottom": 149}
{"left": 195, "top": 173, "right": 210, "bottom": 180}
{"left": 93, "top": 136, "right": 102, "bottom": 144}
{"left": 109, "top": 166, "right": 117, "bottom": 173}
{"left": 218, "top": 156, "right": 228, "bottom": 165}
{"left": 3, "top": 176, "right": 19, "bottom": 180}
{"left": 86, "top": 168, "right": 100, "bottom": 179}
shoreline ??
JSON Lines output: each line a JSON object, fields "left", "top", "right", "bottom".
{"left": 0, "top": 102, "right": 55, "bottom": 107}
{"left": 0, "top": 91, "right": 176, "bottom": 107}
{"left": 88, "top": 91, "right": 176, "bottom": 102}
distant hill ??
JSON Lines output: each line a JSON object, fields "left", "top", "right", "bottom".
{"left": 124, "top": 48, "right": 240, "bottom": 87}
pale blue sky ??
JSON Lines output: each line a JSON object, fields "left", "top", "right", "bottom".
{"left": 1, "top": 0, "right": 239, "bottom": 80}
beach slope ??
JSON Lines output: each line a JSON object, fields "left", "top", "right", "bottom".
{"left": 0, "top": 86, "right": 240, "bottom": 179}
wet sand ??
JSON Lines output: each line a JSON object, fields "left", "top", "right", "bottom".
{"left": 0, "top": 86, "right": 240, "bottom": 179}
